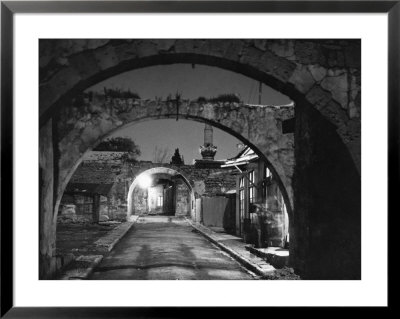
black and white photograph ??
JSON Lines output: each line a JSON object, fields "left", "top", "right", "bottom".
{"left": 1, "top": 2, "right": 393, "bottom": 313}
{"left": 38, "top": 39, "right": 361, "bottom": 281}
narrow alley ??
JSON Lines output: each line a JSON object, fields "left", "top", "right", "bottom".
{"left": 88, "top": 216, "right": 256, "bottom": 280}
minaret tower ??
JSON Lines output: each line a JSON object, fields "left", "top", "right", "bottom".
{"left": 200, "top": 124, "right": 217, "bottom": 160}
{"left": 195, "top": 123, "right": 224, "bottom": 168}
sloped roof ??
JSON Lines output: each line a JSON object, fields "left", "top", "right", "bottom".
{"left": 66, "top": 151, "right": 128, "bottom": 195}
{"left": 222, "top": 146, "right": 259, "bottom": 168}
{"left": 70, "top": 162, "right": 124, "bottom": 184}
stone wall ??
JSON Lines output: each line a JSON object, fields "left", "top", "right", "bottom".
{"left": 59, "top": 154, "right": 130, "bottom": 221}
{"left": 132, "top": 187, "right": 147, "bottom": 215}
{"left": 293, "top": 101, "right": 361, "bottom": 279}
{"left": 175, "top": 181, "right": 190, "bottom": 216}
{"left": 39, "top": 120, "right": 56, "bottom": 279}
{"left": 58, "top": 193, "right": 109, "bottom": 223}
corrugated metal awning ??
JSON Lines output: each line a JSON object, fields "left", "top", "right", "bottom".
{"left": 221, "top": 160, "right": 249, "bottom": 168}
{"left": 221, "top": 154, "right": 259, "bottom": 168}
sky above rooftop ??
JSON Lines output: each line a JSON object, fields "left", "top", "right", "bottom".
{"left": 87, "top": 64, "right": 291, "bottom": 163}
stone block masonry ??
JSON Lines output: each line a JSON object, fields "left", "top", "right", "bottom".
{"left": 40, "top": 39, "right": 360, "bottom": 176}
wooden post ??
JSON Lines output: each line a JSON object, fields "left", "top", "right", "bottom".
{"left": 236, "top": 175, "right": 241, "bottom": 236}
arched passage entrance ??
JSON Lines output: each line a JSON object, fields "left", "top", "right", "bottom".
{"left": 127, "top": 167, "right": 195, "bottom": 218}
{"left": 55, "top": 99, "right": 294, "bottom": 217}
{"left": 39, "top": 39, "right": 361, "bottom": 280}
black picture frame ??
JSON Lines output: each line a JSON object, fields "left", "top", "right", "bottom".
{"left": 1, "top": 1, "right": 395, "bottom": 317}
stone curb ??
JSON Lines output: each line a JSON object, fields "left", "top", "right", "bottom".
{"left": 58, "top": 216, "right": 140, "bottom": 280}
{"left": 245, "top": 245, "right": 289, "bottom": 269}
{"left": 93, "top": 218, "right": 137, "bottom": 252}
{"left": 185, "top": 218, "right": 275, "bottom": 277}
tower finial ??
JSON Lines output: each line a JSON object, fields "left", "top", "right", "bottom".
{"left": 200, "top": 124, "right": 217, "bottom": 160}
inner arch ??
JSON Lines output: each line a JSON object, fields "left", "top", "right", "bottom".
{"left": 127, "top": 167, "right": 194, "bottom": 218}
{"left": 57, "top": 113, "right": 294, "bottom": 220}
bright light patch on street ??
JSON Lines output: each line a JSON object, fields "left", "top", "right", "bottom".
{"left": 137, "top": 174, "right": 152, "bottom": 188}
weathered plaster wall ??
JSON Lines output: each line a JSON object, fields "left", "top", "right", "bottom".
{"left": 175, "top": 181, "right": 190, "bottom": 216}
{"left": 108, "top": 181, "right": 129, "bottom": 219}
{"left": 132, "top": 187, "right": 147, "bottom": 215}
{"left": 148, "top": 185, "right": 164, "bottom": 214}
{"left": 202, "top": 196, "right": 235, "bottom": 230}
{"left": 194, "top": 198, "right": 202, "bottom": 223}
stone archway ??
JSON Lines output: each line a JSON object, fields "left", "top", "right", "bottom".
{"left": 127, "top": 167, "right": 194, "bottom": 218}
{"left": 39, "top": 39, "right": 361, "bottom": 172}
{"left": 39, "top": 39, "right": 361, "bottom": 279}
{"left": 55, "top": 98, "right": 294, "bottom": 219}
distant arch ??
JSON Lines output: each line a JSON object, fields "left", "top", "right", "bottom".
{"left": 127, "top": 167, "right": 194, "bottom": 218}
